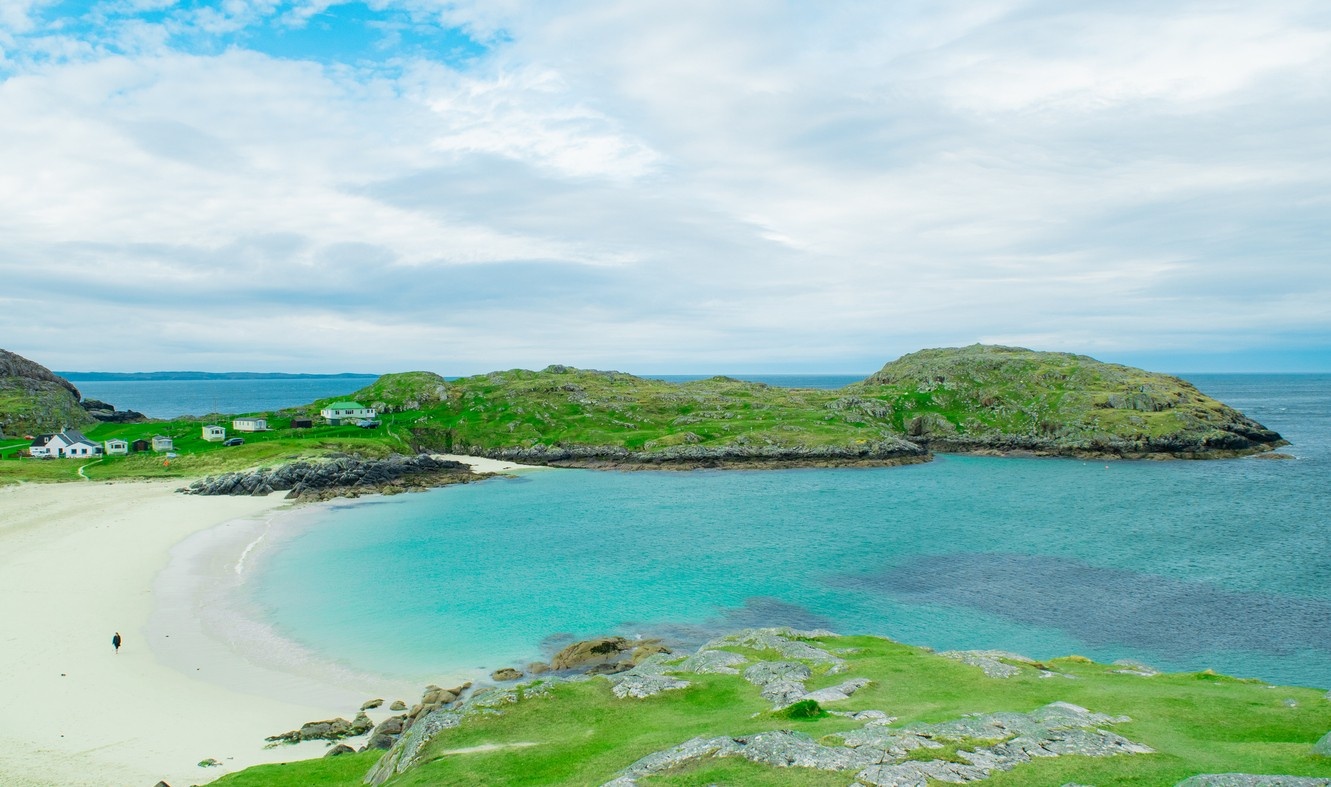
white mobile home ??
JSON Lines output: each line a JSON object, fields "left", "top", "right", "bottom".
{"left": 152, "top": 435, "right": 174, "bottom": 452}
{"left": 232, "top": 417, "right": 267, "bottom": 432}
{"left": 202, "top": 425, "right": 226, "bottom": 442}
{"left": 320, "top": 402, "right": 376, "bottom": 425}
{"left": 104, "top": 438, "right": 129, "bottom": 456}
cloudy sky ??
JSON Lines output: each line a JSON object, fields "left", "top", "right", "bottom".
{"left": 2, "top": 1, "right": 1328, "bottom": 374}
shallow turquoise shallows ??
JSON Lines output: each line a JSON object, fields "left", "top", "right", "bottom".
{"left": 248, "top": 375, "right": 1331, "bottom": 688}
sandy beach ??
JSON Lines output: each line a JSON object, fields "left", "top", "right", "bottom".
{"left": 0, "top": 455, "right": 536, "bottom": 787}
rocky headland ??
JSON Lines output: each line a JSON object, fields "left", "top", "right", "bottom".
{"left": 179, "top": 453, "right": 486, "bottom": 500}
{"left": 0, "top": 348, "right": 98, "bottom": 437}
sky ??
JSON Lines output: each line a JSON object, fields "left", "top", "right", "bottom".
{"left": 2, "top": 1, "right": 1329, "bottom": 374}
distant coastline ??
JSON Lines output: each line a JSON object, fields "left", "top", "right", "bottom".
{"left": 58, "top": 371, "right": 379, "bottom": 381}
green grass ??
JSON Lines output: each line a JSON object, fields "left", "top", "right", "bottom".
{"left": 218, "top": 633, "right": 1331, "bottom": 786}
{"left": 0, "top": 345, "right": 1284, "bottom": 484}
{"left": 212, "top": 749, "right": 383, "bottom": 786}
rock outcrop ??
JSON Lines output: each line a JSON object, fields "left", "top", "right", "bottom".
{"left": 264, "top": 712, "right": 372, "bottom": 745}
{"left": 0, "top": 348, "right": 96, "bottom": 437}
{"left": 79, "top": 398, "right": 147, "bottom": 423}
{"left": 604, "top": 701, "right": 1153, "bottom": 786}
{"left": 531, "top": 636, "right": 672, "bottom": 675}
{"left": 180, "top": 453, "right": 484, "bottom": 499}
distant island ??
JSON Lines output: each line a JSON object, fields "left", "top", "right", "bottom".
{"left": 56, "top": 371, "right": 379, "bottom": 381}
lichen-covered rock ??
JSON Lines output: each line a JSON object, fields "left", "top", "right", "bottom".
{"left": 799, "top": 678, "right": 872, "bottom": 706}
{"left": 1313, "top": 730, "right": 1331, "bottom": 756}
{"left": 703, "top": 628, "right": 846, "bottom": 672}
{"left": 743, "top": 660, "right": 812, "bottom": 708}
{"left": 324, "top": 743, "right": 355, "bottom": 757}
{"left": 672, "top": 649, "right": 748, "bottom": 675}
{"left": 491, "top": 667, "right": 524, "bottom": 681}
{"left": 602, "top": 700, "right": 1152, "bottom": 787}
{"left": 612, "top": 674, "right": 690, "bottom": 699}
{"left": 365, "top": 707, "right": 465, "bottom": 785}
{"left": 940, "top": 650, "right": 1035, "bottom": 678}
{"left": 360, "top": 698, "right": 384, "bottom": 711}
{"left": 389, "top": 700, "right": 407, "bottom": 711}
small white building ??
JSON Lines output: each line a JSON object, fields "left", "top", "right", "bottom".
{"left": 30, "top": 430, "right": 102, "bottom": 459}
{"left": 104, "top": 438, "right": 129, "bottom": 456}
{"left": 152, "top": 435, "right": 174, "bottom": 452}
{"left": 202, "top": 425, "right": 226, "bottom": 442}
{"left": 232, "top": 417, "right": 268, "bottom": 432}
{"left": 320, "top": 402, "right": 376, "bottom": 425}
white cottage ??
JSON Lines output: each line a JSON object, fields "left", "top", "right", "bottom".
{"left": 104, "top": 438, "right": 129, "bottom": 456}
{"left": 232, "top": 417, "right": 267, "bottom": 432}
{"left": 30, "top": 430, "right": 102, "bottom": 458}
{"left": 320, "top": 401, "right": 376, "bottom": 425}
{"left": 152, "top": 435, "right": 174, "bottom": 452}
{"left": 202, "top": 425, "right": 226, "bottom": 442}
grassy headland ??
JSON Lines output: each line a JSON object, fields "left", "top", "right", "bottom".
{"left": 0, "top": 344, "right": 1287, "bottom": 483}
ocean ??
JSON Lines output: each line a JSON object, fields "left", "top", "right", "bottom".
{"left": 71, "top": 377, "right": 380, "bottom": 419}
{"left": 162, "top": 374, "right": 1331, "bottom": 690}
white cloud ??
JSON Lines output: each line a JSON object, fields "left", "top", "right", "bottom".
{"left": 2, "top": 0, "right": 1329, "bottom": 372}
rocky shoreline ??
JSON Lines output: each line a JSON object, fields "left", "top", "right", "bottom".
{"left": 459, "top": 439, "right": 931, "bottom": 470}
{"left": 178, "top": 453, "right": 488, "bottom": 500}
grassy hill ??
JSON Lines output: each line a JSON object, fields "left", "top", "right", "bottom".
{"left": 0, "top": 349, "right": 96, "bottom": 438}
{"left": 380, "top": 366, "right": 924, "bottom": 467}
{"left": 213, "top": 629, "right": 1331, "bottom": 787}
{"left": 847, "top": 345, "right": 1285, "bottom": 457}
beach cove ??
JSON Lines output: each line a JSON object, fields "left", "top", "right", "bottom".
{"left": 0, "top": 455, "right": 531, "bottom": 787}
{"left": 0, "top": 374, "right": 1327, "bottom": 786}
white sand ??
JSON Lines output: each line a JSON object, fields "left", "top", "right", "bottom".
{"left": 434, "top": 453, "right": 545, "bottom": 474}
{"left": 0, "top": 456, "right": 541, "bottom": 786}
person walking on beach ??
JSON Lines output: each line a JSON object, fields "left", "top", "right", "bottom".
{"left": 112, "top": 632, "right": 122, "bottom": 653}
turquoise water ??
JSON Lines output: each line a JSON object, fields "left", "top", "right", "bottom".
{"left": 249, "top": 375, "right": 1331, "bottom": 688}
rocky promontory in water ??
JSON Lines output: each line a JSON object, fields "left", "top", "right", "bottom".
{"left": 357, "top": 345, "right": 1284, "bottom": 465}
{"left": 214, "top": 628, "right": 1331, "bottom": 787}
{"left": 180, "top": 453, "right": 485, "bottom": 500}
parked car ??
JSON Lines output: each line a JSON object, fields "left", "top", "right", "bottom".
{"left": 223, "top": 437, "right": 244, "bottom": 446}
{"left": 356, "top": 419, "right": 381, "bottom": 429}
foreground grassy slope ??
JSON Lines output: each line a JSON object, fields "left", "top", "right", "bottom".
{"left": 215, "top": 632, "right": 1331, "bottom": 787}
